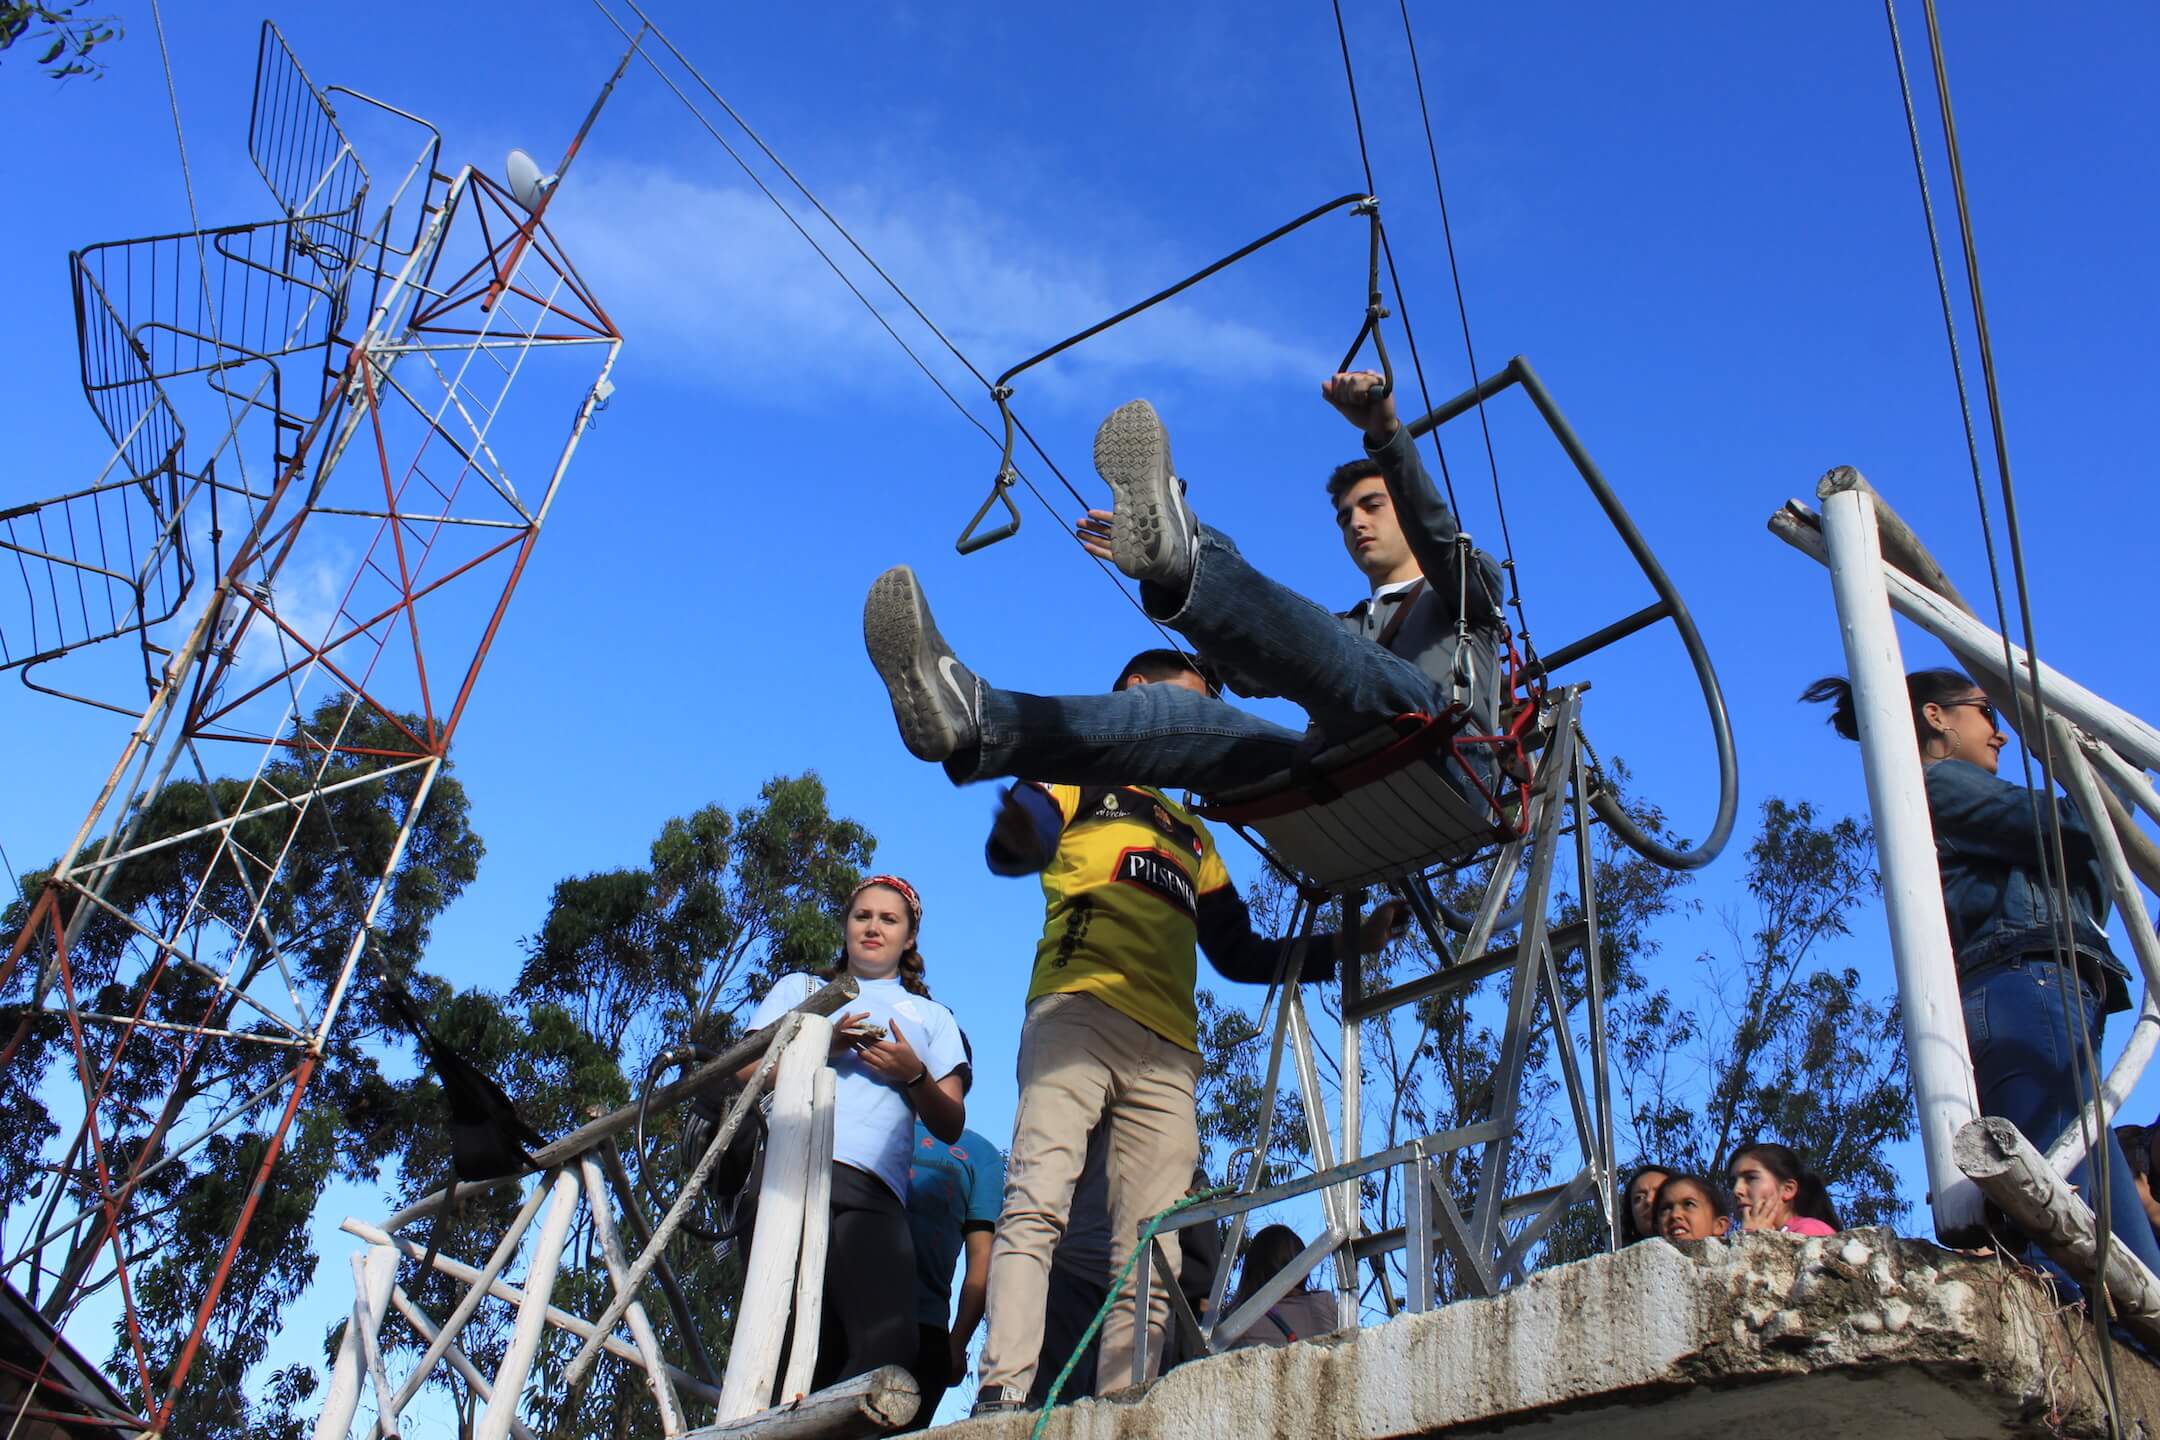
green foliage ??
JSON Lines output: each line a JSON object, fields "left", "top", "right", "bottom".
{"left": 0, "top": 3, "right": 120, "bottom": 79}
{"left": 1604, "top": 796, "right": 1910, "bottom": 1229}
{"left": 0, "top": 696, "right": 479, "bottom": 1439}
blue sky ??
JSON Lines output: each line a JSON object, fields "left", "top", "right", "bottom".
{"left": 3, "top": 0, "right": 2158, "bottom": 1427}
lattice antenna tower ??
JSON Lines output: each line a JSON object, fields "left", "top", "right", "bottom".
{"left": 0, "top": 22, "right": 628, "bottom": 1430}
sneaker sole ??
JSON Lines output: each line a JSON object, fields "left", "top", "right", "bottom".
{"left": 1092, "top": 399, "right": 1185, "bottom": 583}
{"left": 863, "top": 565, "right": 970, "bottom": 763}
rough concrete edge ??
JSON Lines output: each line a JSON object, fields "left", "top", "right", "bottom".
{"left": 932, "top": 1230, "right": 2160, "bottom": 1439}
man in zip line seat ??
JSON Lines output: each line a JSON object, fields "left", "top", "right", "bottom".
{"left": 863, "top": 370, "right": 1508, "bottom": 809}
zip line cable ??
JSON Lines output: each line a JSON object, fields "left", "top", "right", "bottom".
{"left": 1886, "top": 3, "right": 2128, "bottom": 1429}
{"left": 587, "top": 1, "right": 1192, "bottom": 658}
{"left": 1393, "top": 0, "right": 1531, "bottom": 642}
{"left": 1325, "top": 0, "right": 1455, "bottom": 516}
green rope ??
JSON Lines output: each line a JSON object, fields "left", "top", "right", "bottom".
{"left": 1028, "top": 1183, "right": 1237, "bottom": 1440}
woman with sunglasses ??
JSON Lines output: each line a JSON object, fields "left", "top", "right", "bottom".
{"left": 1803, "top": 669, "right": 2160, "bottom": 1282}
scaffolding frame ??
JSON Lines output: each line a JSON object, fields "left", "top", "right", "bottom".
{"left": 1771, "top": 469, "right": 2160, "bottom": 1347}
{"left": 0, "top": 24, "right": 623, "bottom": 1432}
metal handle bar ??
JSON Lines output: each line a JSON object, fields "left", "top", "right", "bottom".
{"left": 1406, "top": 357, "right": 1738, "bottom": 871}
{"left": 956, "top": 193, "right": 1392, "bottom": 555}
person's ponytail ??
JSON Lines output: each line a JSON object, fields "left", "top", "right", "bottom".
{"left": 1799, "top": 676, "right": 1860, "bottom": 740}
{"left": 1802, "top": 668, "right": 1974, "bottom": 751}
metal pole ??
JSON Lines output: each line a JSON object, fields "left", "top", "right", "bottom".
{"left": 1820, "top": 486, "right": 1984, "bottom": 1239}
{"left": 1336, "top": 888, "right": 1363, "bottom": 1332}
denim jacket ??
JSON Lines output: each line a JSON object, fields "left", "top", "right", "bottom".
{"left": 1923, "top": 757, "right": 2129, "bottom": 1012}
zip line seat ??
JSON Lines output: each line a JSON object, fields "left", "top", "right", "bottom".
{"left": 1194, "top": 709, "right": 1514, "bottom": 893}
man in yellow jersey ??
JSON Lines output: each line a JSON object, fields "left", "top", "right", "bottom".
{"left": 967, "top": 650, "right": 1402, "bottom": 1413}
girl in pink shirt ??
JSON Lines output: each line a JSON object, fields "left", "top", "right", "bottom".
{"left": 1728, "top": 1142, "right": 1839, "bottom": 1237}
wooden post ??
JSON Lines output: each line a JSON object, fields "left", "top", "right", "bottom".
{"left": 341, "top": 1215, "right": 718, "bottom": 1403}
{"left": 1957, "top": 1116, "right": 2160, "bottom": 1351}
{"left": 718, "top": 1015, "right": 833, "bottom": 1420}
{"left": 313, "top": 1243, "right": 397, "bottom": 1440}
{"left": 779, "top": 1067, "right": 837, "bottom": 1403}
{"left": 2041, "top": 716, "right": 2160, "bottom": 1178}
{"left": 558, "top": 1015, "right": 802, "bottom": 1403}
{"left": 475, "top": 1167, "right": 581, "bottom": 1440}
{"left": 380, "top": 1176, "right": 550, "bottom": 1421}
{"left": 350, "top": 1250, "right": 401, "bottom": 1439}
{"left": 579, "top": 1153, "right": 687, "bottom": 1435}
{"left": 1820, "top": 482, "right": 1985, "bottom": 1240}
{"left": 386, "top": 1286, "right": 540, "bottom": 1440}
{"left": 683, "top": 1367, "right": 918, "bottom": 1440}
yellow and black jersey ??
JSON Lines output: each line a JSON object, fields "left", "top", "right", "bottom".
{"left": 1025, "top": 784, "right": 1231, "bottom": 1051}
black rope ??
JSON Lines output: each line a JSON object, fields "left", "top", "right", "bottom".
{"left": 1888, "top": 3, "right": 2126, "bottom": 1428}
{"left": 1394, "top": 0, "right": 1530, "bottom": 640}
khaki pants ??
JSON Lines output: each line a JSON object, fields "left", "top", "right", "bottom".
{"left": 979, "top": 992, "right": 1203, "bottom": 1400}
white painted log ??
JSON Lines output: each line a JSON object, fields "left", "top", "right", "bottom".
{"left": 350, "top": 1250, "right": 401, "bottom": 1439}
{"left": 314, "top": 1243, "right": 398, "bottom": 1440}
{"left": 779, "top": 1066, "right": 837, "bottom": 1403}
{"left": 718, "top": 1016, "right": 834, "bottom": 1420}
{"left": 1821, "top": 487, "right": 1985, "bottom": 1239}
{"left": 476, "top": 1167, "right": 582, "bottom": 1440}
{"left": 2042, "top": 718, "right": 2160, "bottom": 1178}
{"left": 683, "top": 1367, "right": 918, "bottom": 1439}
{"left": 380, "top": 1175, "right": 550, "bottom": 1422}
{"left": 561, "top": 1014, "right": 804, "bottom": 1403}
{"left": 386, "top": 1286, "right": 538, "bottom": 1440}
{"left": 579, "top": 1152, "right": 687, "bottom": 1435}
{"left": 339, "top": 1216, "right": 720, "bottom": 1403}
{"left": 1956, "top": 1115, "right": 2160, "bottom": 1350}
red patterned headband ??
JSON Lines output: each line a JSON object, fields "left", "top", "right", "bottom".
{"left": 850, "top": 874, "right": 922, "bottom": 931}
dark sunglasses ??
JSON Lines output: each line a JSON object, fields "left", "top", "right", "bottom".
{"left": 1940, "top": 698, "right": 2000, "bottom": 731}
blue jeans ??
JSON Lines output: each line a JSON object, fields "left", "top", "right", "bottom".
{"left": 953, "top": 525, "right": 1441, "bottom": 790}
{"left": 1961, "top": 958, "right": 2160, "bottom": 1286}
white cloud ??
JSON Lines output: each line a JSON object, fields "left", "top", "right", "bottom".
{"left": 548, "top": 161, "right": 1329, "bottom": 410}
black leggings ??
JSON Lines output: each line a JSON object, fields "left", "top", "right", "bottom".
{"left": 812, "top": 1163, "right": 919, "bottom": 1391}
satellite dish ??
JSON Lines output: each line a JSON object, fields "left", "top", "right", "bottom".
{"left": 505, "top": 149, "right": 559, "bottom": 212}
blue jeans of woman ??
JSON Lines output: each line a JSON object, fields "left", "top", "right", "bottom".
{"left": 1961, "top": 957, "right": 2160, "bottom": 1288}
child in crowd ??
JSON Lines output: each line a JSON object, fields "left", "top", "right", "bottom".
{"left": 2115, "top": 1123, "right": 2160, "bottom": 1242}
{"left": 1221, "top": 1225, "right": 1338, "bottom": 1350}
{"left": 900, "top": 1036, "right": 1003, "bottom": 1430}
{"left": 1620, "top": 1164, "right": 1672, "bottom": 1246}
{"left": 1727, "top": 1142, "right": 1839, "bottom": 1237}
{"left": 1654, "top": 1175, "right": 1731, "bottom": 1243}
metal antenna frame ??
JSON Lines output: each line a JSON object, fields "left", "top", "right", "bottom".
{"left": 0, "top": 24, "right": 626, "bottom": 1431}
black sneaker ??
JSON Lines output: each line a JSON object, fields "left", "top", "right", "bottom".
{"left": 1092, "top": 399, "right": 1195, "bottom": 591}
{"left": 864, "top": 565, "right": 982, "bottom": 763}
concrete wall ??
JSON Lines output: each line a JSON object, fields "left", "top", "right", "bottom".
{"left": 944, "top": 1229, "right": 2160, "bottom": 1439}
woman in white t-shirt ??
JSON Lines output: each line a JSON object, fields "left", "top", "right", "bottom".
{"left": 744, "top": 874, "right": 970, "bottom": 1390}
